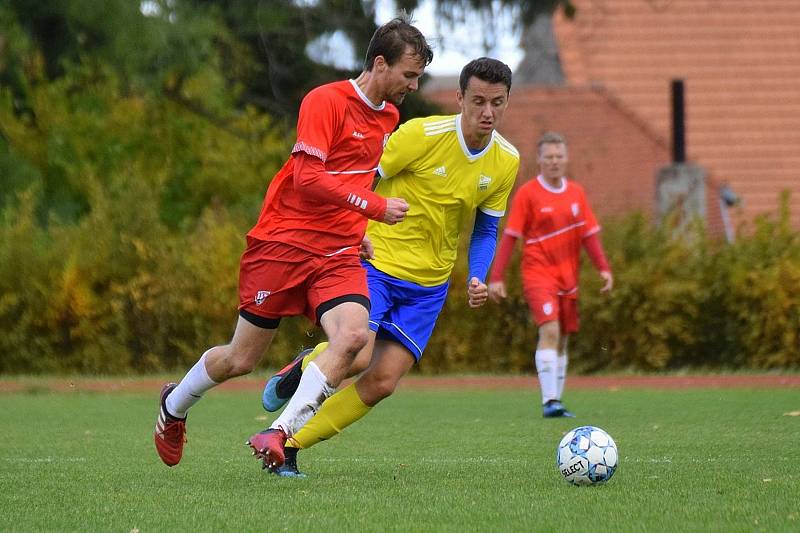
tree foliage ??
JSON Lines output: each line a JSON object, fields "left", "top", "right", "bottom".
{"left": 3, "top": 1, "right": 220, "bottom": 103}
{"left": 2, "top": 1, "right": 443, "bottom": 131}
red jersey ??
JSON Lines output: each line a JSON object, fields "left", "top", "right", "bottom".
{"left": 248, "top": 80, "right": 399, "bottom": 256}
{"left": 503, "top": 176, "right": 600, "bottom": 296}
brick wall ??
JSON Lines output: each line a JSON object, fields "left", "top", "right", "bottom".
{"left": 555, "top": 0, "right": 800, "bottom": 229}
{"left": 424, "top": 85, "right": 671, "bottom": 220}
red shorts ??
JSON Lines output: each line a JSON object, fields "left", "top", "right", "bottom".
{"left": 238, "top": 237, "right": 369, "bottom": 326}
{"left": 522, "top": 284, "right": 579, "bottom": 334}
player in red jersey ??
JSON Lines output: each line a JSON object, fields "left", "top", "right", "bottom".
{"left": 154, "top": 17, "right": 432, "bottom": 469}
{"left": 488, "top": 132, "right": 613, "bottom": 418}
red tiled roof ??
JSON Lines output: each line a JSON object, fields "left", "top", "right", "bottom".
{"left": 423, "top": 86, "right": 670, "bottom": 219}
{"left": 555, "top": 0, "right": 800, "bottom": 228}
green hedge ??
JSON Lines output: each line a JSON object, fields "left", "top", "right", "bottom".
{"left": 5, "top": 185, "right": 797, "bottom": 374}
{"left": 0, "top": 66, "right": 305, "bottom": 373}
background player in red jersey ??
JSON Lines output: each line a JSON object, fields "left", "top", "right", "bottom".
{"left": 488, "top": 132, "right": 613, "bottom": 418}
{"left": 154, "top": 17, "right": 432, "bottom": 469}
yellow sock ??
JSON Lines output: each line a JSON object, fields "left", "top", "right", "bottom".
{"left": 300, "top": 342, "right": 328, "bottom": 371}
{"left": 287, "top": 383, "right": 371, "bottom": 449}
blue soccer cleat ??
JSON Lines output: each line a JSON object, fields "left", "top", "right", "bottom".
{"left": 543, "top": 400, "right": 576, "bottom": 418}
{"left": 262, "top": 348, "right": 312, "bottom": 412}
{"left": 560, "top": 405, "right": 576, "bottom": 418}
{"left": 268, "top": 447, "right": 306, "bottom": 478}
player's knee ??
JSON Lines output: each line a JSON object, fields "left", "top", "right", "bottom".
{"left": 336, "top": 328, "right": 369, "bottom": 357}
{"left": 540, "top": 334, "right": 559, "bottom": 348}
{"left": 361, "top": 376, "right": 398, "bottom": 404}
{"left": 349, "top": 354, "right": 371, "bottom": 375}
{"left": 538, "top": 324, "right": 560, "bottom": 348}
{"left": 370, "top": 378, "right": 398, "bottom": 401}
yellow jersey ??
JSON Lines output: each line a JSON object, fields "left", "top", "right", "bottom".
{"left": 369, "top": 114, "right": 520, "bottom": 286}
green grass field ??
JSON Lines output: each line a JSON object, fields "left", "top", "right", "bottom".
{"left": 1, "top": 383, "right": 798, "bottom": 532}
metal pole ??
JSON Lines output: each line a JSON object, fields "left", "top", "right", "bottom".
{"left": 672, "top": 79, "right": 685, "bottom": 163}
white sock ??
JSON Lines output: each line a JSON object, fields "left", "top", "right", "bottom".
{"left": 270, "top": 361, "right": 335, "bottom": 437}
{"left": 556, "top": 353, "right": 568, "bottom": 400}
{"left": 166, "top": 350, "right": 218, "bottom": 418}
{"left": 535, "top": 349, "right": 558, "bottom": 404}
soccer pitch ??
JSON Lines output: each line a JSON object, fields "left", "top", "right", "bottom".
{"left": 1, "top": 383, "right": 798, "bottom": 531}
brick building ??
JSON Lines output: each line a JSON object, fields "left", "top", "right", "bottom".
{"left": 424, "top": 0, "right": 800, "bottom": 233}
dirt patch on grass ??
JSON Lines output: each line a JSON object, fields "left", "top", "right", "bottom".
{"left": 1, "top": 374, "right": 798, "bottom": 394}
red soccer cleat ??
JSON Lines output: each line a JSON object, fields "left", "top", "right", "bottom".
{"left": 247, "top": 428, "right": 288, "bottom": 469}
{"left": 154, "top": 383, "right": 187, "bottom": 467}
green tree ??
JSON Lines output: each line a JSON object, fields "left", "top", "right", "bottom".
{"left": 3, "top": 0, "right": 221, "bottom": 96}
{"left": 185, "top": 0, "right": 438, "bottom": 124}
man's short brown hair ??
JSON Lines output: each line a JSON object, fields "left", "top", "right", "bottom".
{"left": 364, "top": 16, "right": 433, "bottom": 71}
{"left": 537, "top": 132, "right": 567, "bottom": 154}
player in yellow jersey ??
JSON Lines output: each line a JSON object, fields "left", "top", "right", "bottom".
{"left": 259, "top": 58, "right": 519, "bottom": 476}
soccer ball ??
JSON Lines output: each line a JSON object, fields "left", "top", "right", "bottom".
{"left": 556, "top": 426, "right": 618, "bottom": 486}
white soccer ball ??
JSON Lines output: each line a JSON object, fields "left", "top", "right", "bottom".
{"left": 557, "top": 426, "right": 618, "bottom": 486}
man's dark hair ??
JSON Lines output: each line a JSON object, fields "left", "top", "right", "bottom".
{"left": 459, "top": 57, "right": 513, "bottom": 94}
{"left": 364, "top": 16, "right": 433, "bottom": 71}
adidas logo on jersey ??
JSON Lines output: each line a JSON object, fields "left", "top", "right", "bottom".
{"left": 478, "top": 174, "right": 492, "bottom": 190}
{"left": 433, "top": 166, "right": 447, "bottom": 177}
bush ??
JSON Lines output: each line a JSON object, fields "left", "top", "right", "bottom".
{"left": 0, "top": 66, "right": 302, "bottom": 373}
{"left": 3, "top": 180, "right": 799, "bottom": 374}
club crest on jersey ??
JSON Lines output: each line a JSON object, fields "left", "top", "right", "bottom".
{"left": 255, "top": 290, "right": 271, "bottom": 305}
{"left": 543, "top": 302, "right": 554, "bottom": 315}
{"left": 478, "top": 174, "right": 492, "bottom": 191}
{"left": 571, "top": 202, "right": 580, "bottom": 216}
